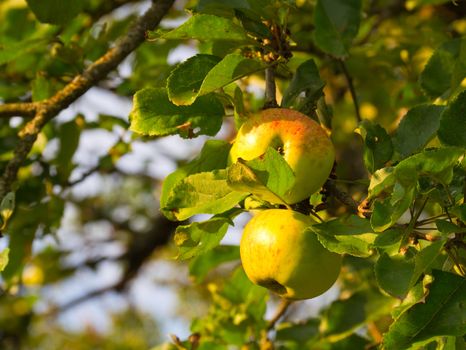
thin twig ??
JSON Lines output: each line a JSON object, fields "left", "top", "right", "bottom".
{"left": 324, "top": 180, "right": 360, "bottom": 214}
{"left": 0, "top": 102, "right": 38, "bottom": 118}
{"left": 338, "top": 59, "right": 361, "bottom": 123}
{"left": 263, "top": 66, "right": 278, "bottom": 109}
{"left": 0, "top": 0, "right": 175, "bottom": 202}
{"left": 267, "top": 299, "right": 292, "bottom": 330}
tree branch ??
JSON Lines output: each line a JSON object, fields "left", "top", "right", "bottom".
{"left": 0, "top": 0, "right": 175, "bottom": 201}
{"left": 0, "top": 102, "right": 38, "bottom": 118}
{"left": 338, "top": 59, "right": 361, "bottom": 123}
{"left": 263, "top": 66, "right": 278, "bottom": 109}
{"left": 267, "top": 299, "right": 292, "bottom": 330}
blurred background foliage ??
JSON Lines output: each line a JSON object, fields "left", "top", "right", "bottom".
{"left": 0, "top": 0, "right": 465, "bottom": 349}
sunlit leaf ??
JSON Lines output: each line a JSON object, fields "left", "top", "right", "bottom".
{"left": 155, "top": 14, "right": 253, "bottom": 44}
{"left": 163, "top": 169, "right": 247, "bottom": 221}
{"left": 129, "top": 88, "right": 224, "bottom": 138}
{"left": 167, "top": 54, "right": 221, "bottom": 105}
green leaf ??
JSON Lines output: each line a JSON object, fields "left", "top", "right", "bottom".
{"left": 174, "top": 210, "right": 241, "bottom": 260}
{"left": 189, "top": 245, "right": 240, "bottom": 282}
{"left": 383, "top": 270, "right": 466, "bottom": 350}
{"left": 368, "top": 167, "right": 395, "bottom": 200}
{"left": 162, "top": 169, "right": 247, "bottom": 221}
{"left": 129, "top": 88, "right": 224, "bottom": 138}
{"left": 451, "top": 203, "right": 466, "bottom": 223}
{"left": 320, "top": 291, "right": 395, "bottom": 337}
{"left": 56, "top": 119, "right": 81, "bottom": 182}
{"left": 0, "top": 37, "right": 49, "bottom": 66}
{"left": 198, "top": 53, "right": 266, "bottom": 97}
{"left": 313, "top": 215, "right": 374, "bottom": 235}
{"left": 0, "top": 249, "right": 9, "bottom": 272}
{"left": 167, "top": 54, "right": 221, "bottom": 106}
{"left": 394, "top": 105, "right": 444, "bottom": 158}
{"left": 26, "top": 0, "right": 83, "bottom": 25}
{"left": 281, "top": 59, "right": 325, "bottom": 108}
{"left": 312, "top": 216, "right": 376, "bottom": 257}
{"left": 0, "top": 192, "right": 15, "bottom": 229}
{"left": 313, "top": 0, "right": 362, "bottom": 58}
{"left": 375, "top": 252, "right": 415, "bottom": 299}
{"left": 358, "top": 120, "right": 393, "bottom": 173}
{"left": 316, "top": 231, "right": 375, "bottom": 257}
{"left": 435, "top": 220, "right": 466, "bottom": 235}
{"left": 376, "top": 241, "right": 447, "bottom": 300}
{"left": 371, "top": 185, "right": 415, "bottom": 232}
{"left": 160, "top": 140, "right": 232, "bottom": 220}
{"left": 275, "top": 319, "right": 320, "bottom": 345}
{"left": 394, "top": 147, "right": 464, "bottom": 187}
{"left": 156, "top": 14, "right": 253, "bottom": 44}
{"left": 438, "top": 90, "right": 466, "bottom": 148}
{"left": 227, "top": 147, "right": 295, "bottom": 205}
{"left": 419, "top": 38, "right": 466, "bottom": 99}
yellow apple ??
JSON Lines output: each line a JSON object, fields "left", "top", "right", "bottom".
{"left": 240, "top": 209, "right": 342, "bottom": 300}
{"left": 229, "top": 108, "right": 335, "bottom": 204}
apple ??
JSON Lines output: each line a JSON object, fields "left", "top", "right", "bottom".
{"left": 229, "top": 108, "right": 335, "bottom": 204}
{"left": 240, "top": 209, "right": 342, "bottom": 300}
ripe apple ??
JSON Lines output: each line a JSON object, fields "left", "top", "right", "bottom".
{"left": 229, "top": 108, "right": 335, "bottom": 204}
{"left": 240, "top": 209, "right": 342, "bottom": 300}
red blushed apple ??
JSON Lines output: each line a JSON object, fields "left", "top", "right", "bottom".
{"left": 229, "top": 108, "right": 335, "bottom": 204}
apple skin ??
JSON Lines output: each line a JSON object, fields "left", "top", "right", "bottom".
{"left": 229, "top": 108, "right": 335, "bottom": 204}
{"left": 240, "top": 209, "right": 342, "bottom": 300}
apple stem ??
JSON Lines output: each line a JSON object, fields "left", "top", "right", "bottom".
{"left": 264, "top": 67, "right": 279, "bottom": 109}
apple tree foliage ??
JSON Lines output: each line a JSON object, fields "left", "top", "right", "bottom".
{"left": 0, "top": 0, "right": 466, "bottom": 349}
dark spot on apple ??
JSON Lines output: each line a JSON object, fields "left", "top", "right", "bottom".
{"left": 258, "top": 278, "right": 287, "bottom": 295}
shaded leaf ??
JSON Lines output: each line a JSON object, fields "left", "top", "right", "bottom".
{"left": 321, "top": 291, "right": 394, "bottom": 337}
{"left": 383, "top": 270, "right": 466, "bottom": 350}
{"left": 26, "top": 0, "right": 83, "bottom": 25}
{"left": 313, "top": 0, "right": 362, "bottom": 58}
{"left": 167, "top": 54, "right": 221, "bottom": 105}
{"left": 358, "top": 120, "right": 393, "bottom": 173}
{"left": 394, "top": 105, "right": 444, "bottom": 158}
{"left": 189, "top": 245, "right": 240, "bottom": 282}
{"left": 129, "top": 88, "right": 224, "bottom": 138}
{"left": 281, "top": 59, "right": 325, "bottom": 108}
{"left": 162, "top": 169, "right": 247, "bottom": 221}
{"left": 438, "top": 90, "right": 466, "bottom": 148}
{"left": 375, "top": 252, "right": 415, "bottom": 299}
{"left": 419, "top": 38, "right": 466, "bottom": 99}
